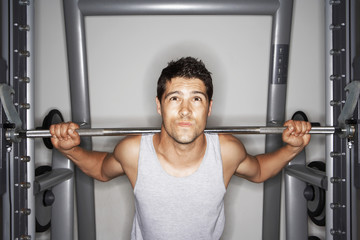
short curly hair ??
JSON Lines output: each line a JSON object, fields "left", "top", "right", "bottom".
{"left": 157, "top": 57, "right": 213, "bottom": 102}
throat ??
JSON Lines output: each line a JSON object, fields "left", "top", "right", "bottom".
{"left": 154, "top": 134, "right": 207, "bottom": 178}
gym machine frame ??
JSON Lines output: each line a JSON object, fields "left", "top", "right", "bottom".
{"left": 1, "top": 0, "right": 35, "bottom": 240}
{"left": 325, "top": 0, "right": 360, "bottom": 239}
{"left": 1, "top": 1, "right": 359, "bottom": 240}
{"left": 61, "top": 1, "right": 297, "bottom": 239}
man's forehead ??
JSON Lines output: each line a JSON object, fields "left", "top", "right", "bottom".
{"left": 166, "top": 77, "right": 206, "bottom": 89}
{"left": 163, "top": 77, "right": 208, "bottom": 100}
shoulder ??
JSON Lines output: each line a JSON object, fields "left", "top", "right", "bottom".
{"left": 218, "top": 134, "right": 247, "bottom": 159}
{"left": 218, "top": 134, "right": 248, "bottom": 182}
{"left": 113, "top": 135, "right": 142, "bottom": 186}
{"left": 114, "top": 135, "right": 142, "bottom": 163}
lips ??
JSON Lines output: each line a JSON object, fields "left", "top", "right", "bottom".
{"left": 178, "top": 121, "right": 192, "bottom": 127}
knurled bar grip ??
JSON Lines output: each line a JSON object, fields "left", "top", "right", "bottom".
{"left": 17, "top": 126, "right": 340, "bottom": 139}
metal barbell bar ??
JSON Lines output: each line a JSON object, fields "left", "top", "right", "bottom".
{"left": 6, "top": 125, "right": 353, "bottom": 142}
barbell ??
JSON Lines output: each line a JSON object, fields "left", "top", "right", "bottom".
{"left": 5, "top": 125, "right": 354, "bottom": 143}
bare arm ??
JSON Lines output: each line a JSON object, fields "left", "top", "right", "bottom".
{"left": 222, "top": 120, "right": 312, "bottom": 185}
{"left": 50, "top": 122, "right": 140, "bottom": 184}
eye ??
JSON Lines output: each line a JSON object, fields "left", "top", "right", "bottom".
{"left": 194, "top": 96, "right": 202, "bottom": 101}
{"left": 169, "top": 96, "right": 178, "bottom": 101}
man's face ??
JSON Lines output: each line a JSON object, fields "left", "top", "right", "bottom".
{"left": 156, "top": 77, "right": 213, "bottom": 144}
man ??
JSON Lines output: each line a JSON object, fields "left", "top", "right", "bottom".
{"left": 50, "top": 57, "right": 311, "bottom": 240}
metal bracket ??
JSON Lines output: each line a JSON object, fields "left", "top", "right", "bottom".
{"left": 0, "top": 83, "right": 22, "bottom": 142}
{"left": 338, "top": 81, "right": 360, "bottom": 127}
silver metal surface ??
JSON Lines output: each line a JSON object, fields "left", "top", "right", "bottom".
{"left": 325, "top": 2, "right": 334, "bottom": 238}
{"left": 285, "top": 165, "right": 327, "bottom": 190}
{"left": 16, "top": 126, "right": 339, "bottom": 138}
{"left": 34, "top": 168, "right": 73, "bottom": 195}
{"left": 78, "top": 0, "right": 280, "bottom": 16}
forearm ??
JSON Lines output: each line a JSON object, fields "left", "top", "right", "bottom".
{"left": 254, "top": 144, "right": 303, "bottom": 182}
{"left": 60, "top": 146, "right": 110, "bottom": 181}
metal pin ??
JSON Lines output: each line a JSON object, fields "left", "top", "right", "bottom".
{"left": 329, "top": 0, "right": 341, "bottom": 5}
{"left": 19, "top": 0, "right": 30, "bottom": 5}
{"left": 18, "top": 25, "right": 30, "bottom": 31}
{"left": 20, "top": 103, "right": 30, "bottom": 109}
{"left": 329, "top": 75, "right": 342, "bottom": 81}
{"left": 329, "top": 24, "right": 341, "bottom": 30}
{"left": 330, "top": 229, "right": 346, "bottom": 235}
{"left": 330, "top": 177, "right": 346, "bottom": 183}
{"left": 330, "top": 100, "right": 345, "bottom": 106}
{"left": 19, "top": 182, "right": 31, "bottom": 189}
{"left": 330, "top": 203, "right": 346, "bottom": 209}
{"left": 330, "top": 152, "right": 345, "bottom": 157}
{"left": 20, "top": 208, "right": 31, "bottom": 215}
{"left": 20, "top": 156, "right": 31, "bottom": 162}
{"left": 330, "top": 49, "right": 345, "bottom": 55}
{"left": 19, "top": 51, "right": 30, "bottom": 57}
{"left": 19, "top": 77, "right": 30, "bottom": 83}
{"left": 329, "top": 23, "right": 345, "bottom": 30}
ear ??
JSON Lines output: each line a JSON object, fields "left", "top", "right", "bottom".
{"left": 208, "top": 100, "right": 213, "bottom": 117}
{"left": 156, "top": 97, "right": 162, "bottom": 116}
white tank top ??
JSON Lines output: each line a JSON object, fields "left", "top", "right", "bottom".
{"left": 131, "top": 133, "right": 226, "bottom": 240}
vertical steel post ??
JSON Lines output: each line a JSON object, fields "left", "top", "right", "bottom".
{"left": 62, "top": 0, "right": 96, "bottom": 239}
{"left": 326, "top": 0, "right": 356, "bottom": 239}
{"left": 0, "top": 1, "right": 10, "bottom": 239}
{"left": 262, "top": 0, "right": 294, "bottom": 239}
{"left": 26, "top": 0, "right": 35, "bottom": 238}
{"left": 51, "top": 150, "right": 74, "bottom": 240}
{"left": 350, "top": 1, "right": 359, "bottom": 239}
{"left": 325, "top": 2, "right": 335, "bottom": 239}
{"left": 6, "top": 0, "right": 34, "bottom": 239}
{"left": 284, "top": 109, "right": 308, "bottom": 240}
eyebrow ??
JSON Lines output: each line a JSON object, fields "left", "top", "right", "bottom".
{"left": 164, "top": 91, "right": 208, "bottom": 100}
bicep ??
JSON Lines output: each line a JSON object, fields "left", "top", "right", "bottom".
{"left": 100, "top": 153, "right": 126, "bottom": 181}
{"left": 219, "top": 134, "right": 262, "bottom": 183}
{"left": 220, "top": 135, "right": 251, "bottom": 186}
{"left": 109, "top": 135, "right": 141, "bottom": 186}
{"left": 234, "top": 154, "right": 262, "bottom": 182}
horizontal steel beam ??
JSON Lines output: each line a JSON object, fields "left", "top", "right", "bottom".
{"left": 78, "top": 0, "right": 280, "bottom": 16}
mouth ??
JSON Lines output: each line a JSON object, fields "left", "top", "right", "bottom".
{"left": 178, "top": 121, "right": 193, "bottom": 127}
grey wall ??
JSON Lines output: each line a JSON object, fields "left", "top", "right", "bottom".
{"left": 34, "top": 0, "right": 325, "bottom": 239}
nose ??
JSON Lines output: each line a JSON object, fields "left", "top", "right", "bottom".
{"left": 179, "top": 100, "right": 191, "bottom": 117}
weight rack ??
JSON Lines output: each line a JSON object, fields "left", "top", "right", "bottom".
{"left": 325, "top": 0, "right": 360, "bottom": 239}
{"left": 0, "top": 0, "right": 359, "bottom": 240}
{"left": 1, "top": 0, "right": 35, "bottom": 239}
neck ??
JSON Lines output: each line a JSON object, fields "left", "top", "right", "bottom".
{"left": 154, "top": 127, "right": 207, "bottom": 168}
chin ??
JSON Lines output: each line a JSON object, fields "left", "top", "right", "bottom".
{"left": 174, "top": 133, "right": 201, "bottom": 145}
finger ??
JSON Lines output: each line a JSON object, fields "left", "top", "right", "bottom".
{"left": 60, "top": 123, "right": 70, "bottom": 140}
{"left": 300, "top": 121, "right": 309, "bottom": 135}
{"left": 49, "top": 124, "right": 55, "bottom": 137}
{"left": 56, "top": 123, "right": 66, "bottom": 141}
{"left": 52, "top": 123, "right": 64, "bottom": 142}
{"left": 49, "top": 124, "right": 59, "bottom": 144}
{"left": 306, "top": 121, "right": 312, "bottom": 133}
{"left": 283, "top": 120, "right": 295, "bottom": 137}
{"left": 68, "top": 122, "right": 80, "bottom": 130}
{"left": 294, "top": 121, "right": 303, "bottom": 136}
{"left": 297, "top": 121, "right": 311, "bottom": 136}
